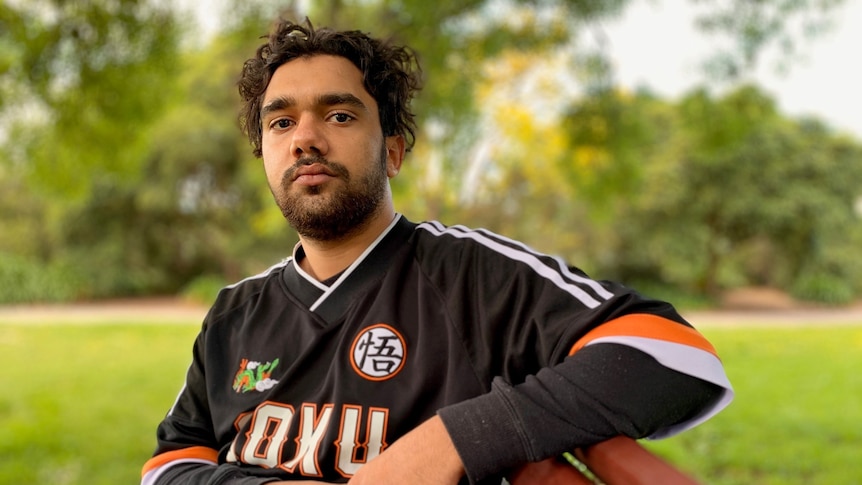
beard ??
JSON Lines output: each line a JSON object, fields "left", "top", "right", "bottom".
{"left": 273, "top": 145, "right": 389, "bottom": 242}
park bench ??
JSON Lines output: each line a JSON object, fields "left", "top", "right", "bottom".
{"left": 511, "top": 436, "right": 700, "bottom": 485}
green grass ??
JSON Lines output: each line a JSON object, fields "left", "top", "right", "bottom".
{"left": 643, "top": 326, "right": 862, "bottom": 485}
{"left": 0, "top": 322, "right": 200, "bottom": 485}
{"left": 1, "top": 321, "right": 860, "bottom": 484}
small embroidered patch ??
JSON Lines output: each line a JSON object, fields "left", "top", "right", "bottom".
{"left": 350, "top": 324, "right": 406, "bottom": 381}
{"left": 232, "top": 358, "right": 280, "bottom": 393}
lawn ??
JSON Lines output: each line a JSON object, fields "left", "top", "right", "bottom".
{"left": 0, "top": 322, "right": 200, "bottom": 485}
{"left": 1, "top": 320, "right": 860, "bottom": 484}
{"left": 644, "top": 325, "right": 862, "bottom": 484}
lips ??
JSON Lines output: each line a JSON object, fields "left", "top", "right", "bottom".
{"left": 291, "top": 163, "right": 337, "bottom": 181}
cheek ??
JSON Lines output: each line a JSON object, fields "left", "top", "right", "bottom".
{"left": 260, "top": 133, "right": 277, "bottom": 159}
{"left": 262, "top": 156, "right": 282, "bottom": 187}
{"left": 261, "top": 138, "right": 286, "bottom": 180}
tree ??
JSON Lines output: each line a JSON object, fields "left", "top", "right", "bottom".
{"left": 2, "top": 0, "right": 856, "bottom": 302}
{"left": 1, "top": 0, "right": 182, "bottom": 197}
{"left": 0, "top": 0, "right": 186, "bottom": 300}
{"left": 612, "top": 86, "right": 862, "bottom": 302}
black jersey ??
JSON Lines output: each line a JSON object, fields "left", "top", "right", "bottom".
{"left": 142, "top": 215, "right": 732, "bottom": 484}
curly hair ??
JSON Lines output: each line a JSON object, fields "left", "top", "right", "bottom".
{"left": 238, "top": 19, "right": 422, "bottom": 158}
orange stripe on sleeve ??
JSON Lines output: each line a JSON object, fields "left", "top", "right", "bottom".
{"left": 569, "top": 313, "right": 718, "bottom": 357}
{"left": 141, "top": 446, "right": 219, "bottom": 477}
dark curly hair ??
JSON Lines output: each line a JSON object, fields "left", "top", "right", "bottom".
{"left": 238, "top": 19, "right": 422, "bottom": 158}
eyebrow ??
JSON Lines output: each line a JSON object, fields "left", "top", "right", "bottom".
{"left": 260, "top": 92, "right": 370, "bottom": 119}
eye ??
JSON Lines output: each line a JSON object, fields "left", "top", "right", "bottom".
{"left": 269, "top": 118, "right": 294, "bottom": 130}
{"left": 267, "top": 118, "right": 296, "bottom": 130}
{"left": 330, "top": 112, "right": 354, "bottom": 124}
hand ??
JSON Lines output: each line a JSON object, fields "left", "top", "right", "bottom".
{"left": 347, "top": 415, "right": 465, "bottom": 485}
{"left": 267, "top": 481, "right": 339, "bottom": 484}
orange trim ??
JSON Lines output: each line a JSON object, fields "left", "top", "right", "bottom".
{"left": 142, "top": 446, "right": 219, "bottom": 476}
{"left": 569, "top": 313, "right": 718, "bottom": 358}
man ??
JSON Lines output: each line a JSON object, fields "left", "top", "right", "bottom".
{"left": 142, "top": 19, "right": 733, "bottom": 485}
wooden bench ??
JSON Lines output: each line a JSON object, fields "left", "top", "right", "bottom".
{"left": 510, "top": 436, "right": 700, "bottom": 485}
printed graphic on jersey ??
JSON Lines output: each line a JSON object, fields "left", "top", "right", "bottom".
{"left": 232, "top": 358, "right": 280, "bottom": 393}
{"left": 350, "top": 324, "right": 406, "bottom": 381}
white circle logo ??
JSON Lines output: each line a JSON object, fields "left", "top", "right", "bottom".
{"left": 350, "top": 324, "right": 406, "bottom": 381}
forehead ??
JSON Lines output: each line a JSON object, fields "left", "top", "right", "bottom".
{"left": 263, "top": 55, "right": 374, "bottom": 107}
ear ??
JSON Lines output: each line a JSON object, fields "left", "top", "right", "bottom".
{"left": 385, "top": 135, "right": 406, "bottom": 178}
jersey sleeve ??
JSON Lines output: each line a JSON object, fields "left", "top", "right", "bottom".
{"left": 566, "top": 311, "right": 733, "bottom": 436}
{"left": 140, "top": 324, "right": 221, "bottom": 485}
{"left": 140, "top": 266, "right": 308, "bottom": 485}
{"left": 435, "top": 279, "right": 734, "bottom": 483}
{"left": 417, "top": 222, "right": 733, "bottom": 411}
{"left": 417, "top": 223, "right": 733, "bottom": 483}
{"left": 438, "top": 343, "right": 725, "bottom": 483}
{"left": 141, "top": 316, "right": 279, "bottom": 485}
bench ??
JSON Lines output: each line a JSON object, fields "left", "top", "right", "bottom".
{"left": 510, "top": 436, "right": 700, "bottom": 485}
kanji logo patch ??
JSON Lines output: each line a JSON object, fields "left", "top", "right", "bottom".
{"left": 350, "top": 324, "right": 406, "bottom": 381}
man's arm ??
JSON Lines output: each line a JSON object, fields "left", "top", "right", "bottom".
{"left": 346, "top": 415, "right": 464, "bottom": 485}
{"left": 145, "top": 462, "right": 281, "bottom": 485}
{"left": 350, "top": 343, "right": 723, "bottom": 485}
{"left": 438, "top": 343, "right": 724, "bottom": 483}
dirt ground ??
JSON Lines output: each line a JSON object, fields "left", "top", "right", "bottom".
{"left": 1, "top": 287, "right": 861, "bottom": 326}
{"left": 0, "top": 297, "right": 210, "bottom": 325}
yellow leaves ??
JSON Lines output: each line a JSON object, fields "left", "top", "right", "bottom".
{"left": 483, "top": 103, "right": 569, "bottom": 194}
{"left": 471, "top": 47, "right": 606, "bottom": 197}
{"left": 573, "top": 146, "right": 610, "bottom": 171}
{"left": 567, "top": 114, "right": 612, "bottom": 176}
{"left": 456, "top": 46, "right": 647, "bottom": 209}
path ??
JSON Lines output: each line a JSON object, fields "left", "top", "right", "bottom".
{"left": 0, "top": 297, "right": 209, "bottom": 324}
{"left": 1, "top": 295, "right": 861, "bottom": 326}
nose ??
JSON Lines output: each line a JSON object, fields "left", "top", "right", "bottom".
{"left": 290, "top": 114, "right": 328, "bottom": 158}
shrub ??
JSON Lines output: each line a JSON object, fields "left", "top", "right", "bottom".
{"left": 180, "top": 274, "right": 228, "bottom": 305}
{"left": 0, "top": 253, "right": 80, "bottom": 304}
{"left": 791, "top": 270, "right": 855, "bottom": 305}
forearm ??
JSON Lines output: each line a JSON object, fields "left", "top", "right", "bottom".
{"left": 149, "top": 462, "right": 286, "bottom": 485}
{"left": 437, "top": 343, "right": 722, "bottom": 482}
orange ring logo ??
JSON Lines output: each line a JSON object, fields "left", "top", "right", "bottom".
{"left": 350, "top": 324, "right": 406, "bottom": 381}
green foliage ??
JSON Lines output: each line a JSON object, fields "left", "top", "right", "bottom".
{"left": 2, "top": 0, "right": 183, "bottom": 198}
{"left": 0, "top": 253, "right": 80, "bottom": 304}
{"left": 1, "top": 0, "right": 859, "bottom": 303}
{"left": 0, "top": 174, "right": 51, "bottom": 260}
{"left": 1, "top": 3, "right": 297, "bottom": 300}
{"left": 180, "top": 274, "right": 230, "bottom": 305}
{"left": 604, "top": 86, "right": 862, "bottom": 301}
{"left": 791, "top": 271, "right": 855, "bottom": 304}
{"left": 692, "top": 0, "right": 846, "bottom": 79}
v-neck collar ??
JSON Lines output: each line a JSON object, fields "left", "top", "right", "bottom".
{"left": 281, "top": 214, "right": 415, "bottom": 324}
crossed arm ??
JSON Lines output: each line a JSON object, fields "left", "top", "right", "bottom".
{"left": 267, "top": 415, "right": 462, "bottom": 484}
{"left": 270, "top": 343, "right": 723, "bottom": 485}
{"left": 150, "top": 344, "right": 722, "bottom": 484}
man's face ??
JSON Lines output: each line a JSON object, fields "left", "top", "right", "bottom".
{"left": 260, "top": 55, "right": 403, "bottom": 241}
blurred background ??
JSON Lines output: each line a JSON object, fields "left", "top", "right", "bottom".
{"left": 1, "top": 0, "right": 861, "bottom": 307}
{"left": 2, "top": 2, "right": 862, "bottom": 484}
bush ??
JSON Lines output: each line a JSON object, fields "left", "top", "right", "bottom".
{"left": 0, "top": 253, "right": 81, "bottom": 304}
{"left": 180, "top": 274, "right": 228, "bottom": 305}
{"left": 791, "top": 271, "right": 855, "bottom": 305}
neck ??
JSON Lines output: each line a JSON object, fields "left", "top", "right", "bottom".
{"left": 297, "top": 205, "right": 396, "bottom": 281}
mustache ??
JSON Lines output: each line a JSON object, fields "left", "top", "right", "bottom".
{"left": 283, "top": 155, "right": 350, "bottom": 182}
